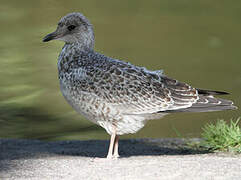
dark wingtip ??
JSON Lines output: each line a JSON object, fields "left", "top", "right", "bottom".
{"left": 197, "top": 89, "right": 230, "bottom": 95}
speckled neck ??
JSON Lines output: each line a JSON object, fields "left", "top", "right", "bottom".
{"left": 64, "top": 41, "right": 94, "bottom": 53}
{"left": 57, "top": 41, "right": 94, "bottom": 72}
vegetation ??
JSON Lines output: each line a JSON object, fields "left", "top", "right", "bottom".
{"left": 200, "top": 118, "right": 241, "bottom": 153}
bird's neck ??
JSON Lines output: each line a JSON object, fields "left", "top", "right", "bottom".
{"left": 58, "top": 42, "right": 94, "bottom": 72}
{"left": 66, "top": 29, "right": 95, "bottom": 51}
{"left": 65, "top": 41, "right": 94, "bottom": 52}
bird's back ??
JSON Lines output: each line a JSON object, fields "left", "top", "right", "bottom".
{"left": 58, "top": 44, "right": 236, "bottom": 117}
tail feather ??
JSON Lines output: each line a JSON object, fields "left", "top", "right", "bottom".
{"left": 197, "top": 88, "right": 229, "bottom": 95}
{"left": 165, "top": 94, "right": 237, "bottom": 113}
{"left": 174, "top": 105, "right": 237, "bottom": 112}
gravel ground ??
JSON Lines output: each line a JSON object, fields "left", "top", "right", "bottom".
{"left": 0, "top": 138, "right": 240, "bottom": 180}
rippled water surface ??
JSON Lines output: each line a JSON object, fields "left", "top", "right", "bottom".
{"left": 0, "top": 0, "right": 240, "bottom": 140}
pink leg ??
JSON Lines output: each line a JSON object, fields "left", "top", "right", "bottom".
{"left": 106, "top": 133, "right": 116, "bottom": 159}
{"left": 113, "top": 135, "right": 119, "bottom": 158}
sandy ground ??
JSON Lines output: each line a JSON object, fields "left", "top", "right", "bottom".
{"left": 0, "top": 138, "right": 240, "bottom": 180}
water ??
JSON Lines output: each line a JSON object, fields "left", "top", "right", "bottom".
{"left": 0, "top": 0, "right": 240, "bottom": 141}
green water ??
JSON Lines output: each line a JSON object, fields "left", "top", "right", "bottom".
{"left": 0, "top": 0, "right": 240, "bottom": 141}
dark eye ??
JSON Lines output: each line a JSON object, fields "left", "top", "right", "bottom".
{"left": 67, "top": 25, "right": 76, "bottom": 31}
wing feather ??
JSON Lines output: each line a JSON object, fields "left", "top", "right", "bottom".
{"left": 64, "top": 51, "right": 235, "bottom": 115}
{"left": 67, "top": 53, "right": 200, "bottom": 114}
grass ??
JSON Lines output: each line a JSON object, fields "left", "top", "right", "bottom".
{"left": 200, "top": 118, "right": 241, "bottom": 153}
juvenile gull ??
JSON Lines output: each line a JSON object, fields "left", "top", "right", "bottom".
{"left": 43, "top": 12, "right": 237, "bottom": 159}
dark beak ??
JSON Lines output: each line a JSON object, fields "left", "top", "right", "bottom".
{"left": 42, "top": 31, "right": 58, "bottom": 42}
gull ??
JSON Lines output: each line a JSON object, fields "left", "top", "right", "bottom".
{"left": 43, "top": 12, "right": 237, "bottom": 159}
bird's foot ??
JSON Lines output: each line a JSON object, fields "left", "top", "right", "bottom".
{"left": 113, "top": 153, "right": 120, "bottom": 159}
{"left": 106, "top": 154, "right": 120, "bottom": 160}
{"left": 106, "top": 154, "right": 113, "bottom": 159}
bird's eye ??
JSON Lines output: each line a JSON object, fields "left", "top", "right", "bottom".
{"left": 67, "top": 25, "right": 76, "bottom": 31}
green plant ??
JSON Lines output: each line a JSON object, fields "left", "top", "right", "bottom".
{"left": 200, "top": 118, "right": 241, "bottom": 153}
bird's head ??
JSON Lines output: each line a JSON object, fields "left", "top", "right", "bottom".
{"left": 43, "top": 12, "right": 94, "bottom": 49}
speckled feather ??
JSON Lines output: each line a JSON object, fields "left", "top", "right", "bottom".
{"left": 58, "top": 44, "right": 198, "bottom": 135}
{"left": 45, "top": 12, "right": 236, "bottom": 135}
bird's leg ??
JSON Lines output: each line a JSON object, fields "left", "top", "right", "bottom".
{"left": 107, "top": 133, "right": 116, "bottom": 159}
{"left": 113, "top": 135, "right": 119, "bottom": 158}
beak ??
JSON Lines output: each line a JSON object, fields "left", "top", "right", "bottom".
{"left": 42, "top": 31, "right": 58, "bottom": 42}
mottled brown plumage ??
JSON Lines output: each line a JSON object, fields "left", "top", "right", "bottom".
{"left": 43, "top": 12, "right": 237, "bottom": 159}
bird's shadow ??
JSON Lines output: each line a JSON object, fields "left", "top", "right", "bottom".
{"left": 0, "top": 138, "right": 207, "bottom": 164}
{"left": 53, "top": 138, "right": 207, "bottom": 158}
{"left": 0, "top": 138, "right": 210, "bottom": 172}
